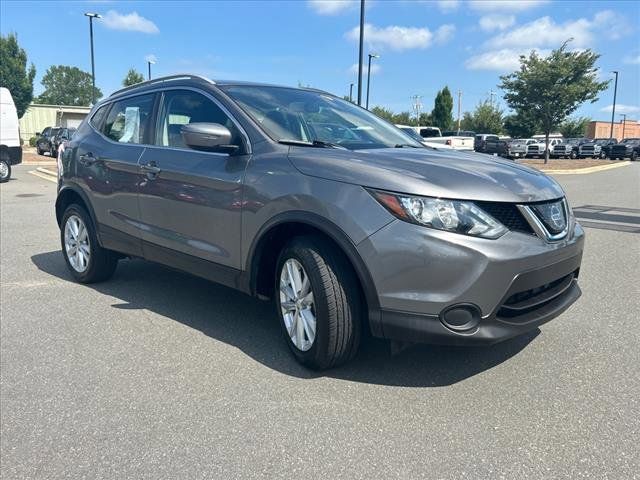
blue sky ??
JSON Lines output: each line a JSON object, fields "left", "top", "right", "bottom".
{"left": 1, "top": 0, "right": 639, "bottom": 120}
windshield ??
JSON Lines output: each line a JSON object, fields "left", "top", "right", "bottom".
{"left": 398, "top": 127, "right": 424, "bottom": 142}
{"left": 220, "top": 85, "right": 422, "bottom": 150}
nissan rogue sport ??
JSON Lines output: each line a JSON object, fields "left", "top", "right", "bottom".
{"left": 56, "top": 75, "right": 584, "bottom": 369}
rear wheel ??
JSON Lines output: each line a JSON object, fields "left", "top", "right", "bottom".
{"left": 61, "top": 204, "right": 118, "bottom": 283}
{"left": 275, "top": 236, "right": 361, "bottom": 370}
{"left": 0, "top": 159, "right": 11, "bottom": 183}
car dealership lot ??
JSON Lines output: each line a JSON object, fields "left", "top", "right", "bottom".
{"left": 1, "top": 164, "right": 639, "bottom": 479}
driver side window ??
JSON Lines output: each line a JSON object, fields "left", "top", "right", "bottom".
{"left": 155, "top": 90, "right": 243, "bottom": 151}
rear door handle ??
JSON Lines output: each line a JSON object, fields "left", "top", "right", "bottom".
{"left": 79, "top": 153, "right": 97, "bottom": 165}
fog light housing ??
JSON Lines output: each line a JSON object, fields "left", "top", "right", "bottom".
{"left": 440, "top": 304, "right": 481, "bottom": 332}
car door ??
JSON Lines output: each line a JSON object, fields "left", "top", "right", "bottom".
{"left": 37, "top": 127, "right": 51, "bottom": 151}
{"left": 76, "top": 93, "right": 155, "bottom": 256}
{"left": 137, "top": 88, "right": 250, "bottom": 271}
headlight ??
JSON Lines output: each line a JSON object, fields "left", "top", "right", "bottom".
{"left": 369, "top": 190, "right": 508, "bottom": 239}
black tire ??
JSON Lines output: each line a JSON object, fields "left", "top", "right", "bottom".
{"left": 631, "top": 151, "right": 638, "bottom": 161}
{"left": 60, "top": 203, "right": 118, "bottom": 283}
{"left": 275, "top": 236, "right": 361, "bottom": 370}
{"left": 570, "top": 150, "right": 577, "bottom": 159}
{"left": 36, "top": 146, "right": 43, "bottom": 155}
{"left": 0, "top": 158, "right": 11, "bottom": 183}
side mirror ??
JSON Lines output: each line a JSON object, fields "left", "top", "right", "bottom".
{"left": 181, "top": 123, "right": 239, "bottom": 154}
{"left": 35, "top": 132, "right": 41, "bottom": 136}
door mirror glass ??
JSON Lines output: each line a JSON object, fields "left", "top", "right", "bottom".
{"left": 181, "top": 123, "right": 237, "bottom": 153}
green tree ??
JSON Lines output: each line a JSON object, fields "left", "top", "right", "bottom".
{"left": 418, "top": 112, "right": 432, "bottom": 126}
{"left": 460, "top": 101, "right": 504, "bottom": 134}
{"left": 431, "top": 86, "right": 454, "bottom": 131}
{"left": 0, "top": 33, "right": 36, "bottom": 118}
{"left": 370, "top": 106, "right": 395, "bottom": 123}
{"left": 36, "top": 65, "right": 102, "bottom": 106}
{"left": 122, "top": 68, "right": 145, "bottom": 87}
{"left": 499, "top": 41, "right": 608, "bottom": 162}
{"left": 503, "top": 111, "right": 541, "bottom": 139}
{"left": 392, "top": 111, "right": 413, "bottom": 125}
{"left": 558, "top": 116, "right": 590, "bottom": 138}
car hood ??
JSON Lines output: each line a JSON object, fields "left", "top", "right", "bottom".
{"left": 288, "top": 147, "right": 564, "bottom": 203}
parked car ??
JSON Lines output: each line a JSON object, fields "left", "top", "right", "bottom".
{"left": 395, "top": 125, "right": 453, "bottom": 149}
{"left": 551, "top": 138, "right": 588, "bottom": 159}
{"left": 0, "top": 87, "right": 22, "bottom": 182}
{"left": 50, "top": 127, "right": 76, "bottom": 159}
{"left": 593, "top": 138, "right": 618, "bottom": 159}
{"left": 474, "top": 134, "right": 501, "bottom": 154}
{"left": 56, "top": 75, "right": 584, "bottom": 369}
{"left": 609, "top": 138, "right": 639, "bottom": 160}
{"left": 436, "top": 130, "right": 475, "bottom": 151}
{"left": 503, "top": 138, "right": 528, "bottom": 159}
{"left": 577, "top": 140, "right": 604, "bottom": 159}
{"left": 527, "top": 138, "right": 562, "bottom": 158}
{"left": 36, "top": 126, "right": 61, "bottom": 156}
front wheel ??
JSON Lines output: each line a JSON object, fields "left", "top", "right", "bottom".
{"left": 632, "top": 151, "right": 638, "bottom": 161}
{"left": 275, "top": 236, "right": 361, "bottom": 370}
{"left": 0, "top": 159, "right": 11, "bottom": 183}
{"left": 61, "top": 204, "right": 118, "bottom": 283}
{"left": 570, "top": 151, "right": 577, "bottom": 159}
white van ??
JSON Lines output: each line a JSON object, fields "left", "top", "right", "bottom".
{"left": 1, "top": 87, "right": 22, "bottom": 182}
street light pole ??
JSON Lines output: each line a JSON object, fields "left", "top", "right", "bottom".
{"left": 365, "top": 53, "right": 379, "bottom": 110}
{"left": 609, "top": 71, "right": 619, "bottom": 139}
{"left": 619, "top": 113, "right": 627, "bottom": 140}
{"left": 84, "top": 12, "right": 101, "bottom": 105}
{"left": 349, "top": 83, "right": 354, "bottom": 102}
{"left": 148, "top": 61, "right": 152, "bottom": 80}
{"left": 146, "top": 55, "right": 157, "bottom": 80}
{"left": 357, "top": 0, "right": 365, "bottom": 106}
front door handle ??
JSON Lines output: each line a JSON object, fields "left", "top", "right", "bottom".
{"left": 141, "top": 161, "right": 161, "bottom": 177}
{"left": 79, "top": 153, "right": 98, "bottom": 165}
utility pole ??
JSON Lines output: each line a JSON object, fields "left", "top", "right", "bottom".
{"left": 619, "top": 113, "right": 627, "bottom": 140}
{"left": 610, "top": 71, "right": 618, "bottom": 139}
{"left": 357, "top": 0, "right": 365, "bottom": 106}
{"left": 457, "top": 89, "right": 462, "bottom": 133}
{"left": 349, "top": 83, "right": 354, "bottom": 102}
{"left": 411, "top": 95, "right": 423, "bottom": 126}
{"left": 487, "top": 89, "right": 496, "bottom": 106}
{"left": 84, "top": 13, "right": 101, "bottom": 105}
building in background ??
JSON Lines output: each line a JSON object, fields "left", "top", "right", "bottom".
{"left": 586, "top": 120, "right": 639, "bottom": 141}
{"left": 18, "top": 104, "right": 91, "bottom": 141}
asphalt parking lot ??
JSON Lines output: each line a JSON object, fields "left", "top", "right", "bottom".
{"left": 1, "top": 164, "right": 639, "bottom": 479}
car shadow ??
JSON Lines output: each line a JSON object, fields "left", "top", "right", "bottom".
{"left": 31, "top": 251, "right": 539, "bottom": 387}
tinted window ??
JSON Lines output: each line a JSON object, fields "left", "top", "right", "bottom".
{"left": 155, "top": 90, "right": 242, "bottom": 149}
{"left": 91, "top": 104, "right": 110, "bottom": 130}
{"left": 42, "top": 127, "right": 51, "bottom": 136}
{"left": 50, "top": 128, "right": 60, "bottom": 137}
{"left": 420, "top": 128, "right": 440, "bottom": 138}
{"left": 102, "top": 94, "right": 154, "bottom": 144}
{"left": 487, "top": 135, "right": 499, "bottom": 141}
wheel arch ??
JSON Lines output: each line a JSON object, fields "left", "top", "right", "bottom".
{"left": 246, "top": 211, "right": 382, "bottom": 335}
{"left": 55, "top": 185, "right": 100, "bottom": 241}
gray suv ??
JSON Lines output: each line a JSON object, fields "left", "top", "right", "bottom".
{"left": 56, "top": 75, "right": 584, "bottom": 369}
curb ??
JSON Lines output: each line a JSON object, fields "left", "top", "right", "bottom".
{"left": 540, "top": 161, "right": 632, "bottom": 175}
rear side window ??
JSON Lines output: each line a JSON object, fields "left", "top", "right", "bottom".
{"left": 155, "top": 90, "right": 242, "bottom": 150}
{"left": 90, "top": 104, "right": 110, "bottom": 131}
{"left": 102, "top": 94, "right": 155, "bottom": 144}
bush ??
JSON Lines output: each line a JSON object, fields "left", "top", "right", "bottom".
{"left": 28, "top": 136, "right": 37, "bottom": 147}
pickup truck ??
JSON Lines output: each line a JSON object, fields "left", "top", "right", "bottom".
{"left": 527, "top": 138, "right": 562, "bottom": 158}
{"left": 503, "top": 138, "right": 528, "bottom": 159}
{"left": 403, "top": 126, "right": 474, "bottom": 151}
{"left": 609, "top": 138, "right": 640, "bottom": 160}
{"left": 395, "top": 125, "right": 454, "bottom": 149}
{"left": 439, "top": 130, "right": 475, "bottom": 151}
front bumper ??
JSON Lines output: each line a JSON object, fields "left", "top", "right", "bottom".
{"left": 358, "top": 219, "right": 585, "bottom": 345}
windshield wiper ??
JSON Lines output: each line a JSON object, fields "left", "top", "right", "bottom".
{"left": 278, "top": 139, "right": 347, "bottom": 149}
{"left": 394, "top": 143, "right": 420, "bottom": 148}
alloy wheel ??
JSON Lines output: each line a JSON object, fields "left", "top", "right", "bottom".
{"left": 0, "top": 161, "right": 8, "bottom": 180}
{"left": 279, "top": 258, "right": 316, "bottom": 351}
{"left": 64, "top": 215, "right": 91, "bottom": 273}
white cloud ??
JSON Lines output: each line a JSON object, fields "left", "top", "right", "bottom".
{"left": 479, "top": 14, "right": 515, "bottom": 32}
{"left": 307, "top": 0, "right": 356, "bottom": 15}
{"left": 349, "top": 63, "right": 381, "bottom": 75}
{"left": 434, "top": 24, "right": 456, "bottom": 44}
{"left": 101, "top": 10, "right": 159, "bottom": 34}
{"left": 345, "top": 23, "right": 454, "bottom": 51}
{"left": 467, "top": 10, "right": 629, "bottom": 71}
{"left": 468, "top": 0, "right": 548, "bottom": 12}
{"left": 600, "top": 104, "right": 640, "bottom": 114}
{"left": 465, "top": 48, "right": 550, "bottom": 71}
{"left": 486, "top": 16, "right": 593, "bottom": 49}
{"left": 437, "top": 0, "right": 460, "bottom": 13}
{"left": 623, "top": 54, "right": 640, "bottom": 65}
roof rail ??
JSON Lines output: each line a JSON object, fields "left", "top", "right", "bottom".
{"left": 109, "top": 74, "right": 216, "bottom": 97}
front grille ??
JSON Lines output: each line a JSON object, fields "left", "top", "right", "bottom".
{"left": 476, "top": 201, "right": 535, "bottom": 235}
{"left": 498, "top": 272, "right": 576, "bottom": 319}
{"left": 528, "top": 146, "right": 539, "bottom": 152}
